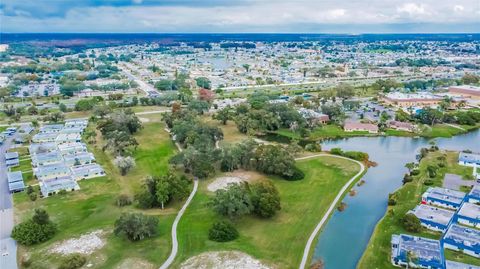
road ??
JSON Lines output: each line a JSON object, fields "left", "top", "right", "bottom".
{"left": 297, "top": 154, "right": 365, "bottom": 269}
{"left": 0, "top": 132, "right": 20, "bottom": 269}
{"left": 119, "top": 63, "right": 160, "bottom": 97}
{"left": 159, "top": 179, "right": 198, "bottom": 269}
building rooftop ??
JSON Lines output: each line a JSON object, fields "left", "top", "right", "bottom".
{"left": 384, "top": 92, "right": 442, "bottom": 101}
{"left": 71, "top": 163, "right": 105, "bottom": 179}
{"left": 34, "top": 163, "right": 71, "bottom": 178}
{"left": 7, "top": 171, "right": 23, "bottom": 183}
{"left": 29, "top": 142, "right": 58, "bottom": 154}
{"left": 8, "top": 180, "right": 25, "bottom": 192}
{"left": 469, "top": 185, "right": 480, "bottom": 200}
{"left": 5, "top": 152, "right": 19, "bottom": 160}
{"left": 423, "top": 187, "right": 466, "bottom": 206}
{"left": 32, "top": 132, "right": 58, "bottom": 142}
{"left": 459, "top": 152, "right": 480, "bottom": 164}
{"left": 31, "top": 150, "right": 63, "bottom": 166}
{"left": 410, "top": 204, "right": 455, "bottom": 227}
{"left": 391, "top": 234, "right": 443, "bottom": 268}
{"left": 446, "top": 260, "right": 480, "bottom": 269}
{"left": 40, "top": 176, "right": 80, "bottom": 196}
{"left": 457, "top": 202, "right": 480, "bottom": 221}
{"left": 444, "top": 224, "right": 480, "bottom": 251}
{"left": 39, "top": 124, "right": 64, "bottom": 133}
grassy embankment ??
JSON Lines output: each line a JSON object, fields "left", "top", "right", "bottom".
{"left": 13, "top": 113, "right": 179, "bottom": 269}
{"left": 358, "top": 151, "right": 479, "bottom": 269}
{"left": 172, "top": 155, "right": 363, "bottom": 269}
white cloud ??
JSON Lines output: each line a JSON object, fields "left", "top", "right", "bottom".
{"left": 1, "top": 0, "right": 480, "bottom": 32}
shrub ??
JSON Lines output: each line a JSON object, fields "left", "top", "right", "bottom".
{"left": 410, "top": 169, "right": 420, "bottom": 176}
{"left": 305, "top": 143, "right": 322, "bottom": 152}
{"left": 402, "top": 174, "right": 413, "bottom": 184}
{"left": 388, "top": 193, "right": 397, "bottom": 206}
{"left": 58, "top": 254, "right": 86, "bottom": 269}
{"left": 11, "top": 220, "right": 57, "bottom": 245}
{"left": 330, "top": 148, "right": 343, "bottom": 155}
{"left": 58, "top": 189, "right": 68, "bottom": 195}
{"left": 208, "top": 221, "right": 239, "bottom": 242}
{"left": 26, "top": 185, "right": 34, "bottom": 195}
{"left": 29, "top": 192, "right": 37, "bottom": 201}
{"left": 210, "top": 184, "right": 253, "bottom": 219}
{"left": 250, "top": 181, "right": 281, "bottom": 218}
{"left": 284, "top": 166, "right": 305, "bottom": 181}
{"left": 402, "top": 213, "right": 422, "bottom": 233}
{"left": 424, "top": 179, "right": 434, "bottom": 186}
{"left": 115, "top": 194, "right": 132, "bottom": 207}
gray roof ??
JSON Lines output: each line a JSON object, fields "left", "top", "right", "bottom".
{"left": 391, "top": 234, "right": 442, "bottom": 266}
{"left": 29, "top": 142, "right": 57, "bottom": 154}
{"left": 469, "top": 185, "right": 480, "bottom": 199}
{"left": 446, "top": 260, "right": 480, "bottom": 269}
{"left": 410, "top": 204, "right": 455, "bottom": 226}
{"left": 40, "top": 176, "right": 80, "bottom": 196}
{"left": 422, "top": 187, "right": 466, "bottom": 206}
{"left": 5, "top": 152, "right": 19, "bottom": 160}
{"left": 8, "top": 180, "right": 25, "bottom": 192}
{"left": 444, "top": 224, "right": 480, "bottom": 250}
{"left": 457, "top": 202, "right": 480, "bottom": 221}
{"left": 7, "top": 171, "right": 23, "bottom": 183}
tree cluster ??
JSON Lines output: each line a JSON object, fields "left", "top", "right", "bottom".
{"left": 11, "top": 209, "right": 57, "bottom": 245}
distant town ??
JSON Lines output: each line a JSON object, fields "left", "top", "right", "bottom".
{"left": 0, "top": 33, "right": 479, "bottom": 269}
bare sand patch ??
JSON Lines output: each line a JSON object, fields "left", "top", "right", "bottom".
{"left": 49, "top": 230, "right": 106, "bottom": 255}
{"left": 139, "top": 117, "right": 150, "bottom": 123}
{"left": 207, "top": 170, "right": 263, "bottom": 192}
{"left": 181, "top": 251, "right": 271, "bottom": 269}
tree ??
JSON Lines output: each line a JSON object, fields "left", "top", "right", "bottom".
{"left": 195, "top": 77, "right": 211, "bottom": 89}
{"left": 32, "top": 208, "right": 50, "bottom": 225}
{"left": 114, "top": 156, "right": 136, "bottom": 175}
{"left": 155, "top": 79, "right": 174, "bottom": 91}
{"left": 242, "top": 64, "right": 250, "bottom": 73}
{"left": 58, "top": 254, "right": 87, "bottom": 269}
{"left": 321, "top": 104, "right": 345, "bottom": 123}
{"left": 210, "top": 183, "right": 253, "bottom": 219}
{"left": 213, "top": 106, "right": 232, "bottom": 125}
{"left": 188, "top": 100, "right": 210, "bottom": 114}
{"left": 402, "top": 213, "right": 422, "bottom": 233}
{"left": 335, "top": 84, "right": 355, "bottom": 99}
{"left": 208, "top": 220, "right": 239, "bottom": 242}
{"left": 114, "top": 213, "right": 159, "bottom": 241}
{"left": 461, "top": 73, "right": 480, "bottom": 85}
{"left": 250, "top": 181, "right": 281, "bottom": 218}
{"left": 405, "top": 162, "right": 415, "bottom": 173}
{"left": 59, "top": 103, "right": 68, "bottom": 112}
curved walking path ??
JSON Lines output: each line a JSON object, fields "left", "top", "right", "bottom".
{"left": 159, "top": 179, "right": 198, "bottom": 269}
{"left": 296, "top": 154, "right": 366, "bottom": 269}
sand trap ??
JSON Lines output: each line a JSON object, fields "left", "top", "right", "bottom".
{"left": 49, "top": 230, "right": 106, "bottom": 255}
{"left": 181, "top": 251, "right": 271, "bottom": 269}
{"left": 139, "top": 117, "right": 150, "bottom": 123}
{"left": 208, "top": 176, "right": 246, "bottom": 192}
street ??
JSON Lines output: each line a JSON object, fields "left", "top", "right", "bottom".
{"left": 0, "top": 131, "right": 19, "bottom": 269}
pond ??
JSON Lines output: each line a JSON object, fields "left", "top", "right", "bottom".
{"left": 312, "top": 129, "right": 480, "bottom": 269}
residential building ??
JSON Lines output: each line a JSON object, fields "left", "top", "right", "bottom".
{"left": 391, "top": 234, "right": 444, "bottom": 269}
{"left": 381, "top": 92, "right": 443, "bottom": 108}
{"left": 456, "top": 202, "right": 480, "bottom": 228}
{"left": 388, "top": 120, "right": 417, "bottom": 132}
{"left": 39, "top": 176, "right": 80, "bottom": 197}
{"left": 298, "top": 108, "right": 330, "bottom": 125}
{"left": 57, "top": 142, "right": 88, "bottom": 156}
{"left": 32, "top": 132, "right": 58, "bottom": 143}
{"left": 344, "top": 122, "right": 379, "bottom": 133}
{"left": 63, "top": 152, "right": 95, "bottom": 166}
{"left": 443, "top": 224, "right": 480, "bottom": 258}
{"left": 5, "top": 152, "right": 19, "bottom": 167}
{"left": 39, "top": 124, "right": 64, "bottom": 133}
{"left": 409, "top": 204, "right": 455, "bottom": 232}
{"left": 458, "top": 152, "right": 480, "bottom": 167}
{"left": 421, "top": 187, "right": 466, "bottom": 210}
{"left": 34, "top": 163, "right": 72, "bottom": 181}
{"left": 445, "top": 260, "right": 480, "bottom": 269}
{"left": 29, "top": 142, "right": 58, "bottom": 154}
{"left": 448, "top": 85, "right": 480, "bottom": 100}
{"left": 31, "top": 151, "right": 63, "bottom": 167}
{"left": 467, "top": 186, "right": 480, "bottom": 204}
{"left": 71, "top": 164, "right": 105, "bottom": 180}
{"left": 55, "top": 133, "right": 81, "bottom": 144}
{"left": 7, "top": 171, "right": 25, "bottom": 193}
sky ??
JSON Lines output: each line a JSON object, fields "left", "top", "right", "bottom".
{"left": 1, "top": 0, "right": 479, "bottom": 33}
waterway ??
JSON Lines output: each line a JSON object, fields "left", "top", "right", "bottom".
{"left": 312, "top": 129, "right": 480, "bottom": 269}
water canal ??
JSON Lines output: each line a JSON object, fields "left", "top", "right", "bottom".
{"left": 312, "top": 129, "right": 480, "bottom": 269}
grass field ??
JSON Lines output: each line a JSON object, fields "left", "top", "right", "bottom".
{"left": 358, "top": 151, "right": 480, "bottom": 269}
{"left": 275, "top": 124, "right": 371, "bottom": 141}
{"left": 201, "top": 116, "right": 249, "bottom": 145}
{"left": 419, "top": 124, "right": 479, "bottom": 138}
{"left": 13, "top": 119, "right": 180, "bottom": 269}
{"left": 172, "top": 155, "right": 362, "bottom": 269}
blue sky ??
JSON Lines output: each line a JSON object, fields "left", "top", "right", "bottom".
{"left": 1, "top": 0, "right": 479, "bottom": 33}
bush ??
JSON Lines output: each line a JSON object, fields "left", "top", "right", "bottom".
{"left": 410, "top": 169, "right": 420, "bottom": 176}
{"left": 29, "top": 192, "right": 37, "bottom": 201}
{"left": 305, "top": 143, "right": 322, "bottom": 152}
{"left": 58, "top": 254, "right": 86, "bottom": 269}
{"left": 11, "top": 220, "right": 57, "bottom": 245}
{"left": 402, "top": 174, "right": 413, "bottom": 184}
{"left": 58, "top": 189, "right": 67, "bottom": 195}
{"left": 115, "top": 194, "right": 132, "bottom": 207}
{"left": 388, "top": 193, "right": 397, "bottom": 206}
{"left": 424, "top": 179, "right": 434, "bottom": 186}
{"left": 208, "top": 221, "right": 239, "bottom": 242}
{"left": 402, "top": 213, "right": 422, "bottom": 233}
{"left": 284, "top": 166, "right": 305, "bottom": 181}
{"left": 330, "top": 148, "right": 343, "bottom": 155}
{"left": 250, "top": 181, "right": 281, "bottom": 218}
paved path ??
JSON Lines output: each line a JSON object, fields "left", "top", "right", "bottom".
{"left": 135, "top": 109, "right": 169, "bottom": 115}
{"left": 445, "top": 123, "right": 466, "bottom": 131}
{"left": 0, "top": 132, "right": 20, "bottom": 269}
{"left": 297, "top": 154, "right": 365, "bottom": 269}
{"left": 159, "top": 179, "right": 198, "bottom": 269}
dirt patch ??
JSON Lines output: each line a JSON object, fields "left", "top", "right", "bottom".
{"left": 139, "top": 117, "right": 150, "bottom": 123}
{"left": 116, "top": 258, "right": 155, "bottom": 269}
{"left": 49, "top": 230, "right": 106, "bottom": 255}
{"left": 207, "top": 170, "right": 263, "bottom": 192}
{"left": 181, "top": 251, "right": 271, "bottom": 269}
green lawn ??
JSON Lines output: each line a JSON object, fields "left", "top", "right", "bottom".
{"left": 13, "top": 121, "right": 180, "bottom": 269}
{"left": 275, "top": 124, "right": 372, "bottom": 141}
{"left": 358, "top": 151, "right": 480, "bottom": 269}
{"left": 173, "top": 155, "right": 363, "bottom": 269}
{"left": 419, "top": 124, "right": 474, "bottom": 138}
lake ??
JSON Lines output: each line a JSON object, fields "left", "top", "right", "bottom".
{"left": 312, "top": 129, "right": 480, "bottom": 269}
